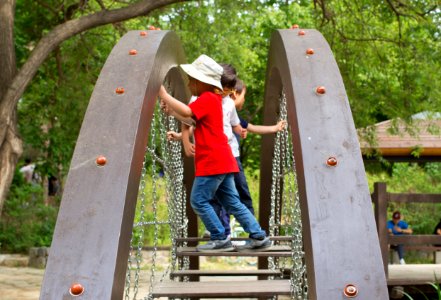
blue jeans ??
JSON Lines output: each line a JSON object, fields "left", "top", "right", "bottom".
{"left": 210, "top": 198, "right": 231, "bottom": 236}
{"left": 391, "top": 244, "right": 404, "bottom": 259}
{"left": 233, "top": 157, "right": 254, "bottom": 215}
{"left": 191, "top": 174, "right": 266, "bottom": 240}
{"left": 211, "top": 157, "right": 255, "bottom": 234}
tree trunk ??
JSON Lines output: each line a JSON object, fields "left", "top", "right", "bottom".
{"left": 0, "top": 112, "right": 23, "bottom": 216}
{"left": 0, "top": 0, "right": 20, "bottom": 216}
{"left": 0, "top": 0, "right": 191, "bottom": 215}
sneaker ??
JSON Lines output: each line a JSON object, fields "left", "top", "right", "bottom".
{"left": 196, "top": 238, "right": 235, "bottom": 252}
{"left": 235, "top": 237, "right": 272, "bottom": 251}
{"left": 202, "top": 230, "right": 211, "bottom": 238}
{"left": 231, "top": 240, "right": 247, "bottom": 246}
{"left": 399, "top": 258, "right": 406, "bottom": 265}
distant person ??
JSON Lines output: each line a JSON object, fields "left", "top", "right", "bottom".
{"left": 48, "top": 175, "right": 60, "bottom": 196}
{"left": 19, "top": 158, "right": 36, "bottom": 184}
{"left": 387, "top": 211, "right": 413, "bottom": 264}
{"left": 433, "top": 219, "right": 441, "bottom": 247}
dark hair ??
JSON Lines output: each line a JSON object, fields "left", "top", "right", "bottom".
{"left": 392, "top": 211, "right": 401, "bottom": 219}
{"left": 220, "top": 63, "right": 237, "bottom": 89}
{"left": 235, "top": 78, "right": 245, "bottom": 93}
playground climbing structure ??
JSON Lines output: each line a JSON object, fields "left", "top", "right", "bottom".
{"left": 40, "top": 28, "right": 389, "bottom": 299}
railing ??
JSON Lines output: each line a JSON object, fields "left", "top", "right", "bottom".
{"left": 372, "top": 182, "right": 441, "bottom": 276}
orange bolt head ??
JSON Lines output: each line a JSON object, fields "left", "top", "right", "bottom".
{"left": 149, "top": 25, "right": 156, "bottom": 30}
{"left": 343, "top": 284, "right": 358, "bottom": 297}
{"left": 139, "top": 31, "right": 147, "bottom": 36}
{"left": 291, "top": 24, "right": 299, "bottom": 29}
{"left": 69, "top": 283, "right": 84, "bottom": 296}
{"left": 306, "top": 48, "right": 315, "bottom": 55}
{"left": 298, "top": 30, "right": 305, "bottom": 36}
{"left": 316, "top": 86, "right": 326, "bottom": 95}
{"left": 129, "top": 49, "right": 137, "bottom": 55}
{"left": 155, "top": 27, "right": 161, "bottom": 30}
{"left": 115, "top": 87, "right": 125, "bottom": 94}
{"left": 96, "top": 155, "right": 107, "bottom": 166}
{"left": 326, "top": 157, "right": 338, "bottom": 167}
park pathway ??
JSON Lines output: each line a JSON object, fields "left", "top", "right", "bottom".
{"left": 0, "top": 251, "right": 162, "bottom": 300}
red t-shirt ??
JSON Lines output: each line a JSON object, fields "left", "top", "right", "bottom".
{"left": 189, "top": 91, "right": 239, "bottom": 176}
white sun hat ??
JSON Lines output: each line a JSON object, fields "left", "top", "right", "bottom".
{"left": 180, "top": 54, "right": 223, "bottom": 90}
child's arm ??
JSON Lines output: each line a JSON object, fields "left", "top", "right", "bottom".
{"left": 167, "top": 131, "right": 182, "bottom": 141}
{"left": 159, "top": 85, "right": 193, "bottom": 119}
{"left": 232, "top": 124, "right": 243, "bottom": 136}
{"left": 247, "top": 120, "right": 287, "bottom": 134}
{"left": 232, "top": 125, "right": 247, "bottom": 139}
{"left": 181, "top": 123, "right": 195, "bottom": 157}
{"left": 161, "top": 100, "right": 195, "bottom": 127}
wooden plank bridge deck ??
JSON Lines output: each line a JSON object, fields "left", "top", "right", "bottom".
{"left": 151, "top": 279, "right": 291, "bottom": 298}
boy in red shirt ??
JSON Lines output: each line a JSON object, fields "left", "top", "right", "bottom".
{"left": 158, "top": 54, "right": 269, "bottom": 252}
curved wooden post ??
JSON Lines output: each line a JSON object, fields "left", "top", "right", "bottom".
{"left": 40, "top": 30, "right": 188, "bottom": 299}
{"left": 259, "top": 29, "right": 388, "bottom": 299}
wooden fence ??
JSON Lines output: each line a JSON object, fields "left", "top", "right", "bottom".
{"left": 372, "top": 182, "right": 441, "bottom": 276}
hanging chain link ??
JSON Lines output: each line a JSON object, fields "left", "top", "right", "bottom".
{"left": 269, "top": 91, "right": 308, "bottom": 299}
{"left": 124, "top": 82, "right": 188, "bottom": 300}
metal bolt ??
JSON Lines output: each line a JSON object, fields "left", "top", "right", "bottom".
{"left": 129, "top": 49, "right": 137, "bottom": 55}
{"left": 306, "top": 48, "right": 314, "bottom": 55}
{"left": 316, "top": 86, "right": 326, "bottom": 95}
{"left": 291, "top": 24, "right": 299, "bottom": 29}
{"left": 326, "top": 156, "right": 338, "bottom": 167}
{"left": 96, "top": 155, "right": 107, "bottom": 166}
{"left": 69, "top": 283, "right": 84, "bottom": 296}
{"left": 115, "top": 87, "right": 125, "bottom": 94}
{"left": 139, "top": 31, "right": 147, "bottom": 36}
{"left": 298, "top": 30, "right": 305, "bottom": 36}
{"left": 343, "top": 284, "right": 358, "bottom": 297}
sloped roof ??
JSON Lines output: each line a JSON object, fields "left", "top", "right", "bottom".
{"left": 358, "top": 118, "right": 441, "bottom": 157}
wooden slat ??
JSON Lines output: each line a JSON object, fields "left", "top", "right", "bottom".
{"left": 170, "top": 269, "right": 282, "bottom": 278}
{"left": 389, "top": 193, "right": 441, "bottom": 203}
{"left": 151, "top": 280, "right": 291, "bottom": 297}
{"left": 389, "top": 235, "right": 441, "bottom": 245}
{"left": 403, "top": 245, "right": 441, "bottom": 251}
{"left": 177, "top": 245, "right": 292, "bottom": 257}
{"left": 175, "top": 236, "right": 293, "bottom": 243}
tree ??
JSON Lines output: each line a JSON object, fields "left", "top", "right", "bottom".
{"left": 2, "top": 0, "right": 439, "bottom": 215}
{"left": 0, "top": 0, "right": 192, "bottom": 215}
{"left": 311, "top": 0, "right": 440, "bottom": 128}
{"left": 144, "top": 0, "right": 439, "bottom": 167}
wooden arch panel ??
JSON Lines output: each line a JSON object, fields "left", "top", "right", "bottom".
{"left": 40, "top": 30, "right": 188, "bottom": 299}
{"left": 259, "top": 29, "right": 389, "bottom": 299}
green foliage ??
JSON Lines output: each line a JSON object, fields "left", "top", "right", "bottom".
{"left": 131, "top": 174, "right": 170, "bottom": 247}
{"left": 400, "top": 278, "right": 441, "bottom": 300}
{"left": 315, "top": 0, "right": 441, "bottom": 128}
{"left": 14, "top": 0, "right": 440, "bottom": 178}
{"left": 10, "top": 1, "right": 441, "bottom": 259}
{"left": 0, "top": 170, "right": 58, "bottom": 253}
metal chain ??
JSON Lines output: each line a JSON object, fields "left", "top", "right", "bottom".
{"left": 268, "top": 92, "right": 308, "bottom": 299}
{"left": 120, "top": 85, "right": 185, "bottom": 300}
